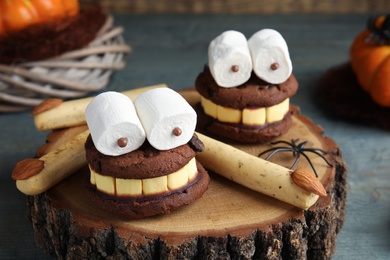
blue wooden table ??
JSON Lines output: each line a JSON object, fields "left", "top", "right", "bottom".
{"left": 1, "top": 13, "right": 389, "bottom": 259}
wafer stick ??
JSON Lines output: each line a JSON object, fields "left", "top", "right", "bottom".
{"left": 12, "top": 130, "right": 90, "bottom": 195}
{"left": 195, "top": 132, "right": 320, "bottom": 209}
{"left": 33, "top": 84, "right": 167, "bottom": 131}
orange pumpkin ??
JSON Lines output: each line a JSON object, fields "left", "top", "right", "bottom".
{"left": 0, "top": 0, "right": 79, "bottom": 36}
{"left": 350, "top": 15, "right": 390, "bottom": 107}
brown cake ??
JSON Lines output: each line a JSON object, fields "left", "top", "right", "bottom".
{"left": 85, "top": 134, "right": 210, "bottom": 219}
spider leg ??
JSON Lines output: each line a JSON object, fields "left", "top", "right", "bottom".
{"left": 258, "top": 147, "right": 283, "bottom": 157}
{"left": 302, "top": 147, "right": 329, "bottom": 153}
{"left": 291, "top": 138, "right": 300, "bottom": 144}
{"left": 301, "top": 149, "right": 333, "bottom": 167}
{"left": 290, "top": 153, "right": 301, "bottom": 170}
{"left": 293, "top": 141, "right": 307, "bottom": 156}
{"left": 297, "top": 141, "right": 307, "bottom": 149}
{"left": 270, "top": 140, "right": 295, "bottom": 147}
{"left": 259, "top": 139, "right": 334, "bottom": 177}
{"left": 299, "top": 151, "right": 319, "bottom": 177}
{"left": 258, "top": 147, "right": 296, "bottom": 160}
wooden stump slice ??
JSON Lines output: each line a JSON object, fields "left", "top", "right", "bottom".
{"left": 27, "top": 99, "right": 347, "bottom": 259}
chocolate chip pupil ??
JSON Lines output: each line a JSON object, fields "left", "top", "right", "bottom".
{"left": 231, "top": 65, "right": 239, "bottom": 72}
{"left": 271, "top": 63, "right": 279, "bottom": 70}
{"left": 117, "top": 137, "right": 128, "bottom": 148}
{"left": 172, "top": 127, "right": 182, "bottom": 136}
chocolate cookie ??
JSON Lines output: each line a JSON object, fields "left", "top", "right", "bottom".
{"left": 85, "top": 134, "right": 210, "bottom": 219}
{"left": 195, "top": 66, "right": 298, "bottom": 109}
{"left": 85, "top": 135, "right": 199, "bottom": 179}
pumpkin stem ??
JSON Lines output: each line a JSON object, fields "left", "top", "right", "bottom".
{"left": 366, "top": 14, "right": 390, "bottom": 45}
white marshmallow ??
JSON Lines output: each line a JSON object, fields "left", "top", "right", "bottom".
{"left": 134, "top": 88, "right": 196, "bottom": 150}
{"left": 208, "top": 30, "right": 252, "bottom": 88}
{"left": 248, "top": 29, "right": 292, "bottom": 84}
{"left": 85, "top": 91, "right": 146, "bottom": 156}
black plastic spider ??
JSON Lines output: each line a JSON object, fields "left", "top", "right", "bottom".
{"left": 365, "top": 14, "right": 390, "bottom": 45}
{"left": 258, "top": 139, "right": 333, "bottom": 177}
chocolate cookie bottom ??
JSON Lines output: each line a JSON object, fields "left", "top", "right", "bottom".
{"left": 86, "top": 162, "right": 209, "bottom": 219}
{"left": 195, "top": 103, "right": 293, "bottom": 143}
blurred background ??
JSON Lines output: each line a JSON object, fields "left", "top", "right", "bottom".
{"left": 80, "top": 0, "right": 390, "bottom": 14}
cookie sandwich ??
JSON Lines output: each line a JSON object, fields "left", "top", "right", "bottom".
{"left": 195, "top": 29, "right": 298, "bottom": 143}
{"left": 84, "top": 88, "right": 209, "bottom": 219}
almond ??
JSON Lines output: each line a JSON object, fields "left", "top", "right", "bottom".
{"left": 12, "top": 158, "right": 44, "bottom": 180}
{"left": 31, "top": 98, "right": 63, "bottom": 115}
{"left": 291, "top": 168, "right": 327, "bottom": 197}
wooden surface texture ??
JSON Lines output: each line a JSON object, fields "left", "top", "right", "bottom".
{"left": 1, "top": 12, "right": 390, "bottom": 260}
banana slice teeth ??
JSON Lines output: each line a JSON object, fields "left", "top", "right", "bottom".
{"left": 142, "top": 176, "right": 168, "bottom": 195}
{"left": 243, "top": 107, "right": 266, "bottom": 125}
{"left": 201, "top": 96, "right": 217, "bottom": 118}
{"left": 90, "top": 168, "right": 96, "bottom": 185}
{"left": 94, "top": 173, "right": 116, "bottom": 196}
{"left": 116, "top": 178, "right": 142, "bottom": 196}
{"left": 201, "top": 96, "right": 289, "bottom": 126}
{"left": 89, "top": 157, "right": 198, "bottom": 197}
{"left": 168, "top": 165, "right": 190, "bottom": 190}
{"left": 187, "top": 158, "right": 198, "bottom": 181}
{"left": 217, "top": 105, "right": 242, "bottom": 123}
{"left": 266, "top": 98, "right": 290, "bottom": 123}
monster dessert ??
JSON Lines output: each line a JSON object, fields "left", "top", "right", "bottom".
{"left": 195, "top": 29, "right": 298, "bottom": 143}
{"left": 84, "top": 88, "right": 209, "bottom": 219}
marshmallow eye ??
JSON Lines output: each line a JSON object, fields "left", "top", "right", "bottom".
{"left": 208, "top": 29, "right": 293, "bottom": 86}
{"left": 86, "top": 89, "right": 197, "bottom": 155}
{"left": 134, "top": 88, "right": 197, "bottom": 151}
{"left": 208, "top": 30, "right": 253, "bottom": 88}
{"left": 85, "top": 92, "right": 146, "bottom": 156}
{"left": 248, "top": 29, "right": 292, "bottom": 84}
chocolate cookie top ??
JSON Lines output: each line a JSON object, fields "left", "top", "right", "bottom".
{"left": 85, "top": 134, "right": 204, "bottom": 179}
{"left": 195, "top": 66, "right": 298, "bottom": 109}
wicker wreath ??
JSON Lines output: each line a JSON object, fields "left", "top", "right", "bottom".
{"left": 0, "top": 16, "right": 131, "bottom": 112}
